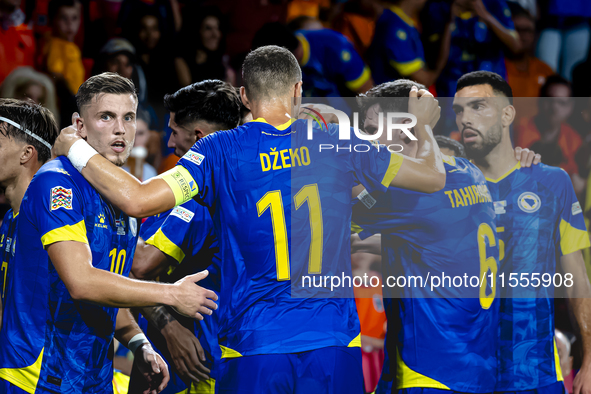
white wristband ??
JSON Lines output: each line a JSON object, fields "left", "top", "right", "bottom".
{"left": 67, "top": 139, "right": 98, "bottom": 172}
{"left": 128, "top": 333, "right": 149, "bottom": 354}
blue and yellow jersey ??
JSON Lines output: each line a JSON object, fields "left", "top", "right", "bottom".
{"left": 160, "top": 117, "right": 401, "bottom": 357}
{"left": 353, "top": 157, "right": 499, "bottom": 392}
{"left": 138, "top": 200, "right": 220, "bottom": 394}
{"left": 369, "top": 6, "right": 425, "bottom": 85}
{"left": 0, "top": 157, "right": 139, "bottom": 393}
{"left": 488, "top": 163, "right": 590, "bottom": 391}
{"left": 424, "top": 0, "right": 516, "bottom": 97}
{"left": 296, "top": 29, "right": 371, "bottom": 97}
{"left": 0, "top": 209, "right": 17, "bottom": 305}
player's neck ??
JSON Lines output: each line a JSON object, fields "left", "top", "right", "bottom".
{"left": 472, "top": 138, "right": 518, "bottom": 180}
{"left": 4, "top": 170, "right": 36, "bottom": 214}
{"left": 249, "top": 99, "right": 293, "bottom": 128}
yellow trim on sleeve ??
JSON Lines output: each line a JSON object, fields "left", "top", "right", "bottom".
{"left": 188, "top": 378, "right": 216, "bottom": 394}
{"left": 146, "top": 228, "right": 186, "bottom": 263}
{"left": 348, "top": 333, "right": 361, "bottom": 347}
{"left": 351, "top": 222, "right": 363, "bottom": 234}
{"left": 396, "top": 348, "right": 450, "bottom": 390}
{"left": 381, "top": 154, "right": 404, "bottom": 188}
{"left": 296, "top": 33, "right": 311, "bottom": 66}
{"left": 485, "top": 162, "right": 521, "bottom": 183}
{"left": 40, "top": 220, "right": 88, "bottom": 247}
{"left": 0, "top": 348, "right": 44, "bottom": 393}
{"left": 554, "top": 338, "right": 564, "bottom": 382}
{"left": 559, "top": 218, "right": 591, "bottom": 256}
{"left": 389, "top": 59, "right": 424, "bottom": 76}
{"left": 459, "top": 11, "right": 474, "bottom": 20}
{"left": 159, "top": 166, "right": 199, "bottom": 207}
{"left": 346, "top": 66, "right": 371, "bottom": 92}
{"left": 220, "top": 345, "right": 243, "bottom": 359}
{"left": 390, "top": 6, "right": 415, "bottom": 27}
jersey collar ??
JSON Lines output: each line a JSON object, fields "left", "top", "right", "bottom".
{"left": 485, "top": 162, "right": 521, "bottom": 183}
{"left": 390, "top": 6, "right": 415, "bottom": 27}
{"left": 249, "top": 117, "right": 295, "bottom": 131}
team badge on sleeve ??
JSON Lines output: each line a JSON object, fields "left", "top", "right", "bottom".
{"left": 50, "top": 186, "right": 73, "bottom": 211}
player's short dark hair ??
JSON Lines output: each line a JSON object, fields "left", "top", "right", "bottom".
{"left": 0, "top": 98, "right": 59, "bottom": 163}
{"left": 539, "top": 74, "right": 571, "bottom": 97}
{"left": 435, "top": 135, "right": 466, "bottom": 158}
{"left": 357, "top": 79, "right": 427, "bottom": 116}
{"left": 76, "top": 72, "right": 137, "bottom": 112}
{"left": 48, "top": 0, "right": 79, "bottom": 23}
{"left": 242, "top": 46, "right": 302, "bottom": 102}
{"left": 456, "top": 71, "right": 513, "bottom": 104}
{"left": 252, "top": 23, "right": 299, "bottom": 52}
{"left": 164, "top": 80, "right": 241, "bottom": 130}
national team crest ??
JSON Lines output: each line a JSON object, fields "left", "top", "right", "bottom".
{"left": 50, "top": 186, "right": 73, "bottom": 211}
{"left": 517, "top": 192, "right": 541, "bottom": 213}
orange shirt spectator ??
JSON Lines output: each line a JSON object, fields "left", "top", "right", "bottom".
{"left": 506, "top": 58, "right": 554, "bottom": 99}
{"left": 515, "top": 116, "right": 582, "bottom": 176}
{"left": 0, "top": 7, "right": 35, "bottom": 84}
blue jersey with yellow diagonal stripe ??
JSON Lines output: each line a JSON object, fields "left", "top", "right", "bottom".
{"left": 0, "top": 157, "right": 139, "bottom": 393}
{"left": 166, "top": 118, "right": 401, "bottom": 357}
{"left": 368, "top": 6, "right": 425, "bottom": 85}
{"left": 488, "top": 163, "right": 590, "bottom": 391}
{"left": 352, "top": 156, "right": 499, "bottom": 392}
{"left": 0, "top": 209, "right": 17, "bottom": 305}
{"left": 296, "top": 29, "right": 371, "bottom": 97}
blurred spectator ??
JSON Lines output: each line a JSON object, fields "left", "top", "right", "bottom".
{"left": 536, "top": 0, "right": 591, "bottom": 81}
{"left": 571, "top": 48, "right": 591, "bottom": 98}
{"left": 555, "top": 329, "right": 575, "bottom": 393}
{"left": 332, "top": 0, "right": 381, "bottom": 57}
{"left": 515, "top": 76, "right": 583, "bottom": 180}
{"left": 124, "top": 8, "right": 180, "bottom": 114}
{"left": 0, "top": 0, "right": 36, "bottom": 84}
{"left": 118, "top": 0, "right": 179, "bottom": 39}
{"left": 368, "top": 0, "right": 451, "bottom": 87}
{"left": 0, "top": 66, "right": 59, "bottom": 124}
{"left": 42, "top": 0, "right": 84, "bottom": 95}
{"left": 505, "top": 5, "right": 554, "bottom": 98}
{"left": 286, "top": 0, "right": 329, "bottom": 23}
{"left": 123, "top": 108, "right": 158, "bottom": 181}
{"left": 175, "top": 6, "right": 235, "bottom": 87}
{"left": 252, "top": 22, "right": 372, "bottom": 97}
{"left": 424, "top": 0, "right": 521, "bottom": 97}
{"left": 287, "top": 15, "right": 324, "bottom": 31}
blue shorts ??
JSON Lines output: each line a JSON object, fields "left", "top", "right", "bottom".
{"left": 216, "top": 346, "right": 363, "bottom": 393}
{"left": 495, "top": 381, "right": 567, "bottom": 394}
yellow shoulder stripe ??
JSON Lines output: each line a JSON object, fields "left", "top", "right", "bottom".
{"left": 219, "top": 345, "right": 243, "bottom": 359}
{"left": 396, "top": 348, "right": 450, "bottom": 390}
{"left": 159, "top": 166, "right": 199, "bottom": 207}
{"left": 381, "top": 153, "right": 404, "bottom": 188}
{"left": 346, "top": 66, "right": 371, "bottom": 92}
{"left": 348, "top": 333, "right": 361, "bottom": 347}
{"left": 146, "top": 228, "right": 185, "bottom": 263}
{"left": 554, "top": 338, "right": 564, "bottom": 382}
{"left": 0, "top": 348, "right": 44, "bottom": 393}
{"left": 351, "top": 222, "right": 363, "bottom": 234}
{"left": 41, "top": 220, "right": 88, "bottom": 247}
{"left": 390, "top": 59, "right": 424, "bottom": 76}
{"left": 559, "top": 218, "right": 591, "bottom": 256}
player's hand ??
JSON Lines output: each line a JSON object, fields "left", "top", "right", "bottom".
{"left": 171, "top": 270, "right": 218, "bottom": 320}
{"left": 52, "top": 113, "right": 82, "bottom": 157}
{"left": 408, "top": 86, "right": 440, "bottom": 130}
{"left": 298, "top": 104, "right": 339, "bottom": 124}
{"left": 574, "top": 361, "right": 591, "bottom": 394}
{"left": 514, "top": 147, "right": 541, "bottom": 167}
{"left": 162, "top": 320, "right": 211, "bottom": 383}
{"left": 135, "top": 343, "right": 170, "bottom": 394}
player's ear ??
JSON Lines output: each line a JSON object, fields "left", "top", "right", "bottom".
{"left": 20, "top": 145, "right": 36, "bottom": 165}
{"left": 501, "top": 105, "right": 515, "bottom": 128}
{"left": 294, "top": 81, "right": 303, "bottom": 98}
{"left": 76, "top": 116, "right": 87, "bottom": 139}
{"left": 240, "top": 87, "right": 251, "bottom": 110}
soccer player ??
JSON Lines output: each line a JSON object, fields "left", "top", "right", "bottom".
{"left": 452, "top": 71, "right": 591, "bottom": 394}
{"left": 0, "top": 98, "right": 58, "bottom": 331}
{"left": 129, "top": 80, "right": 241, "bottom": 394}
{"left": 352, "top": 79, "right": 499, "bottom": 394}
{"left": 52, "top": 45, "right": 446, "bottom": 392}
{"left": 0, "top": 73, "right": 218, "bottom": 393}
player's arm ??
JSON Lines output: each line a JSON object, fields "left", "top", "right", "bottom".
{"left": 471, "top": 0, "right": 520, "bottom": 54}
{"left": 387, "top": 87, "right": 446, "bottom": 193}
{"left": 131, "top": 237, "right": 173, "bottom": 280}
{"left": 115, "top": 308, "right": 170, "bottom": 393}
{"left": 561, "top": 251, "right": 591, "bottom": 394}
{"left": 46, "top": 241, "right": 217, "bottom": 319}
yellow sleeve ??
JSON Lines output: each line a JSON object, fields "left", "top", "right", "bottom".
{"left": 381, "top": 153, "right": 404, "bottom": 187}
{"left": 41, "top": 220, "right": 88, "bottom": 247}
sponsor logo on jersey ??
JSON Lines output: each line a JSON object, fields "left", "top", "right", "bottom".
{"left": 50, "top": 186, "right": 73, "bottom": 211}
{"left": 171, "top": 206, "right": 195, "bottom": 223}
{"left": 572, "top": 202, "right": 582, "bottom": 215}
{"left": 517, "top": 192, "right": 541, "bottom": 213}
{"left": 494, "top": 200, "right": 507, "bottom": 215}
{"left": 184, "top": 152, "right": 205, "bottom": 166}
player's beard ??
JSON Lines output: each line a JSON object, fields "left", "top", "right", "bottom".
{"left": 463, "top": 120, "right": 503, "bottom": 161}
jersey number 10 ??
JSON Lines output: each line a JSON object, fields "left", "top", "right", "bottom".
{"left": 257, "top": 184, "right": 323, "bottom": 281}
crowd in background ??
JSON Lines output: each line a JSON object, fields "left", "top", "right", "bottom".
{"left": 1, "top": 0, "right": 591, "bottom": 392}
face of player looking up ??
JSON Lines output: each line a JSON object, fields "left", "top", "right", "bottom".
{"left": 167, "top": 112, "right": 217, "bottom": 158}
{"left": 78, "top": 93, "right": 137, "bottom": 166}
{"left": 453, "top": 84, "right": 507, "bottom": 160}
{"left": 363, "top": 103, "right": 419, "bottom": 158}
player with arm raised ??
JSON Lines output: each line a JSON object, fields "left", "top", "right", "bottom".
{"left": 52, "top": 46, "right": 445, "bottom": 392}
